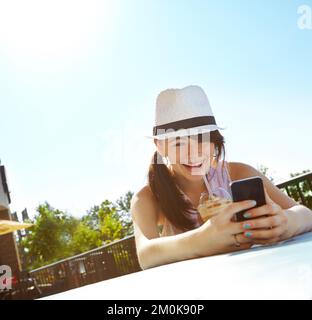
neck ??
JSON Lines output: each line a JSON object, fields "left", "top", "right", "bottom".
{"left": 172, "top": 171, "right": 207, "bottom": 195}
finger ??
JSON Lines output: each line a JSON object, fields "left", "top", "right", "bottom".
{"left": 242, "top": 225, "right": 285, "bottom": 240}
{"left": 220, "top": 200, "right": 257, "bottom": 223}
{"left": 235, "top": 233, "right": 253, "bottom": 245}
{"left": 237, "top": 215, "right": 284, "bottom": 231}
{"left": 243, "top": 202, "right": 281, "bottom": 219}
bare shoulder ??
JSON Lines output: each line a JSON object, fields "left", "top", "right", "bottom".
{"left": 227, "top": 161, "right": 297, "bottom": 209}
{"left": 131, "top": 185, "right": 157, "bottom": 210}
{"left": 130, "top": 185, "right": 162, "bottom": 241}
{"left": 227, "top": 161, "right": 258, "bottom": 181}
{"left": 130, "top": 185, "right": 161, "bottom": 223}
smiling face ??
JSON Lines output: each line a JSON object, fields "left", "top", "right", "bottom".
{"left": 155, "top": 132, "right": 215, "bottom": 181}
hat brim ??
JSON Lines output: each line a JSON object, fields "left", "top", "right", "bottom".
{"left": 144, "top": 124, "right": 225, "bottom": 140}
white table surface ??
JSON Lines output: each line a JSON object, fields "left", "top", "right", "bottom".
{"left": 43, "top": 232, "right": 312, "bottom": 300}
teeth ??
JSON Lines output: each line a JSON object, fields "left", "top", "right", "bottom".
{"left": 185, "top": 162, "right": 202, "bottom": 167}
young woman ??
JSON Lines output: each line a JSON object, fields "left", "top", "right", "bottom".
{"left": 130, "top": 85, "right": 312, "bottom": 270}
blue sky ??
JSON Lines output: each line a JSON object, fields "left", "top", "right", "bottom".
{"left": 0, "top": 0, "right": 311, "bottom": 218}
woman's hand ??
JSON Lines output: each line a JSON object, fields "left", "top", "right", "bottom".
{"left": 234, "top": 191, "right": 290, "bottom": 245}
{"left": 194, "top": 200, "right": 257, "bottom": 256}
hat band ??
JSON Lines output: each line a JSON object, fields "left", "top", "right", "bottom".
{"left": 153, "top": 116, "right": 216, "bottom": 136}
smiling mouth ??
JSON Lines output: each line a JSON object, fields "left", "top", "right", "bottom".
{"left": 182, "top": 162, "right": 203, "bottom": 169}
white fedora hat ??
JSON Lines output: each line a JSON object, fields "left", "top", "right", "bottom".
{"left": 145, "top": 85, "right": 224, "bottom": 140}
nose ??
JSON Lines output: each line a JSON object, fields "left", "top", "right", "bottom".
{"left": 188, "top": 138, "right": 203, "bottom": 160}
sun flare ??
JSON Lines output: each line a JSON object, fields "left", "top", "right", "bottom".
{"left": 0, "top": 0, "right": 119, "bottom": 67}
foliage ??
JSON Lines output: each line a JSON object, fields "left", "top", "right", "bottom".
{"left": 115, "top": 191, "right": 134, "bottom": 236}
{"left": 21, "top": 203, "right": 79, "bottom": 269}
{"left": 20, "top": 191, "right": 134, "bottom": 270}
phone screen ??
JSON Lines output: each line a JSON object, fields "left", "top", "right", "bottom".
{"left": 230, "top": 176, "right": 266, "bottom": 222}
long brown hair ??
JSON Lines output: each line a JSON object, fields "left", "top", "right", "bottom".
{"left": 148, "top": 130, "right": 226, "bottom": 232}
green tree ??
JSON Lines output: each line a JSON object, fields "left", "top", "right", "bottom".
{"left": 82, "top": 205, "right": 101, "bottom": 231}
{"left": 21, "top": 202, "right": 104, "bottom": 269}
{"left": 115, "top": 191, "right": 134, "bottom": 236}
{"left": 94, "top": 200, "right": 124, "bottom": 244}
{"left": 21, "top": 202, "right": 79, "bottom": 269}
{"left": 69, "top": 222, "right": 102, "bottom": 254}
{"left": 82, "top": 191, "right": 134, "bottom": 239}
{"left": 20, "top": 191, "right": 135, "bottom": 270}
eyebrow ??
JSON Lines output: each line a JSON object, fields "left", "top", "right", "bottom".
{"left": 169, "top": 134, "right": 206, "bottom": 145}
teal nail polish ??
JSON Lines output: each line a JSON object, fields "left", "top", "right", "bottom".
{"left": 245, "top": 231, "right": 252, "bottom": 238}
{"left": 243, "top": 212, "right": 251, "bottom": 219}
{"left": 243, "top": 223, "right": 252, "bottom": 229}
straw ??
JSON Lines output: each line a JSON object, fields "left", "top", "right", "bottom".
{"left": 203, "top": 174, "right": 213, "bottom": 197}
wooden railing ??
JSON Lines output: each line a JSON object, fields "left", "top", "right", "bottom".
{"left": 276, "top": 172, "right": 312, "bottom": 209}
{"left": 29, "top": 235, "right": 142, "bottom": 298}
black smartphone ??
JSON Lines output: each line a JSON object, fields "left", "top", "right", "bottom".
{"left": 230, "top": 176, "right": 266, "bottom": 222}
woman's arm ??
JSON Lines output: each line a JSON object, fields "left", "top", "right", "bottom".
{"left": 131, "top": 185, "right": 258, "bottom": 269}
{"left": 229, "top": 162, "right": 312, "bottom": 239}
{"left": 282, "top": 205, "right": 312, "bottom": 239}
{"left": 130, "top": 186, "right": 202, "bottom": 270}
